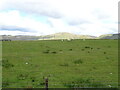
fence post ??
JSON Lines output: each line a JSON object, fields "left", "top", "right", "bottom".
{"left": 45, "top": 77, "right": 48, "bottom": 90}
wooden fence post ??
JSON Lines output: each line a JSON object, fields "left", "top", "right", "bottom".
{"left": 45, "top": 77, "right": 48, "bottom": 90}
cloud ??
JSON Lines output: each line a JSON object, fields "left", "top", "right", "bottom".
{"left": 0, "top": 10, "right": 55, "bottom": 35}
{"left": 0, "top": 0, "right": 63, "bottom": 18}
{"left": 0, "top": 25, "right": 29, "bottom": 32}
{"left": 0, "top": 30, "right": 40, "bottom": 36}
{"left": 67, "top": 18, "right": 92, "bottom": 26}
{"left": 0, "top": 0, "right": 119, "bottom": 36}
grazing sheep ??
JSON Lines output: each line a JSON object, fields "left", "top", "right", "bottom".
{"left": 108, "top": 85, "right": 112, "bottom": 87}
{"left": 67, "top": 39, "right": 71, "bottom": 41}
{"left": 83, "top": 39, "right": 86, "bottom": 41}
{"left": 110, "top": 73, "right": 112, "bottom": 74}
{"left": 26, "top": 62, "right": 28, "bottom": 64}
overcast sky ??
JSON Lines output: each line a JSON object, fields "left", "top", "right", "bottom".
{"left": 0, "top": 0, "right": 119, "bottom": 36}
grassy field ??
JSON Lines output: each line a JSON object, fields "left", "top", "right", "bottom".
{"left": 2, "top": 39, "right": 118, "bottom": 88}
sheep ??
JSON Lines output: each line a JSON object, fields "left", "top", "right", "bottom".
{"left": 83, "top": 39, "right": 86, "bottom": 41}
{"left": 67, "top": 39, "right": 71, "bottom": 41}
{"left": 26, "top": 62, "right": 28, "bottom": 64}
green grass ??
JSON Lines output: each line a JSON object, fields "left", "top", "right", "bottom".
{"left": 2, "top": 39, "right": 118, "bottom": 88}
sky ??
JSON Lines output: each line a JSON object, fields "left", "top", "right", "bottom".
{"left": 0, "top": 0, "right": 119, "bottom": 36}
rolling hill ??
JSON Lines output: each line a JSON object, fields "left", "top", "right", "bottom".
{"left": 39, "top": 32, "right": 97, "bottom": 40}
{"left": 98, "top": 33, "right": 120, "bottom": 39}
{"left": 0, "top": 32, "right": 119, "bottom": 40}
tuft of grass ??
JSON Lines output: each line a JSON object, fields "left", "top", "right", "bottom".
{"left": 69, "top": 49, "right": 72, "bottom": 51}
{"left": 2, "top": 82, "right": 9, "bottom": 88}
{"left": 104, "top": 52, "right": 106, "bottom": 54}
{"left": 2, "top": 59, "right": 14, "bottom": 68}
{"left": 43, "top": 50, "right": 50, "bottom": 54}
{"left": 91, "top": 48, "right": 93, "bottom": 50}
{"left": 97, "top": 48, "right": 100, "bottom": 49}
{"left": 88, "top": 51, "right": 90, "bottom": 53}
{"left": 73, "top": 59, "right": 83, "bottom": 64}
{"left": 63, "top": 78, "right": 106, "bottom": 88}
{"left": 17, "top": 73, "right": 28, "bottom": 80}
{"left": 93, "top": 67, "right": 97, "bottom": 69}
{"left": 51, "top": 51, "right": 57, "bottom": 54}
{"left": 106, "top": 57, "right": 109, "bottom": 59}
{"left": 59, "top": 63, "right": 69, "bottom": 67}
{"left": 81, "top": 49, "right": 84, "bottom": 51}
{"left": 85, "top": 46, "right": 90, "bottom": 48}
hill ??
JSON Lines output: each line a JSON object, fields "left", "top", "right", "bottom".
{"left": 38, "top": 32, "right": 96, "bottom": 40}
{"left": 0, "top": 32, "right": 97, "bottom": 41}
{"left": 0, "top": 32, "right": 119, "bottom": 40}
{"left": 98, "top": 33, "right": 120, "bottom": 39}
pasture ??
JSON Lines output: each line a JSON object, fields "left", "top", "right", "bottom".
{"left": 2, "top": 39, "right": 118, "bottom": 88}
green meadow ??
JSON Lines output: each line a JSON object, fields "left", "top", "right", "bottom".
{"left": 2, "top": 39, "right": 118, "bottom": 88}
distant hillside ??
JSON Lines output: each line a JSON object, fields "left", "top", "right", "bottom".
{"left": 1, "top": 32, "right": 119, "bottom": 40}
{"left": 98, "top": 33, "right": 120, "bottom": 39}
{"left": 0, "top": 35, "right": 41, "bottom": 40}
{"left": 39, "top": 32, "right": 96, "bottom": 40}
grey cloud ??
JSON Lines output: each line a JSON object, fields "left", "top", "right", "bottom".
{"left": 67, "top": 19, "right": 92, "bottom": 26}
{"left": 2, "top": 0, "right": 63, "bottom": 18}
{"left": 0, "top": 25, "right": 29, "bottom": 32}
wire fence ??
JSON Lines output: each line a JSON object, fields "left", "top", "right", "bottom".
{"left": 2, "top": 77, "right": 118, "bottom": 89}
{"left": 2, "top": 65, "right": 118, "bottom": 88}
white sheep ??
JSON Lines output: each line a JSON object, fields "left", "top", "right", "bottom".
{"left": 26, "top": 62, "right": 28, "bottom": 64}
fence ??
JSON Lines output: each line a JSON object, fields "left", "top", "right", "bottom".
{"left": 2, "top": 70, "right": 118, "bottom": 89}
{"left": 2, "top": 76, "right": 118, "bottom": 89}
